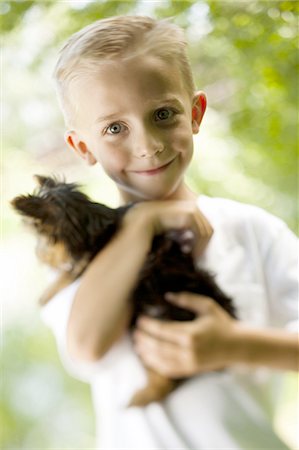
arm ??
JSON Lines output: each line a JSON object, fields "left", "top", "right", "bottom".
{"left": 67, "top": 201, "right": 213, "bottom": 362}
{"left": 134, "top": 293, "right": 298, "bottom": 376}
{"left": 67, "top": 212, "right": 153, "bottom": 362}
{"left": 229, "top": 321, "right": 298, "bottom": 371}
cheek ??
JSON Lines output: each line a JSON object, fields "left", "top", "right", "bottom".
{"left": 169, "top": 124, "right": 193, "bottom": 156}
{"left": 97, "top": 145, "right": 129, "bottom": 173}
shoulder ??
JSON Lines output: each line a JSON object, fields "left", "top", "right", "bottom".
{"left": 40, "top": 279, "right": 81, "bottom": 335}
{"left": 198, "top": 195, "right": 287, "bottom": 231}
{"left": 198, "top": 195, "right": 282, "bottom": 224}
{"left": 197, "top": 195, "right": 296, "bottom": 252}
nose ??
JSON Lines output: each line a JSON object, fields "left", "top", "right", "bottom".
{"left": 133, "top": 129, "right": 164, "bottom": 159}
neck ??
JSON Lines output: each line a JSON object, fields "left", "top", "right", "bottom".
{"left": 164, "top": 183, "right": 198, "bottom": 201}
{"left": 118, "top": 182, "right": 198, "bottom": 204}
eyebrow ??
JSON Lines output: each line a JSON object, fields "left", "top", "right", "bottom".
{"left": 151, "top": 97, "right": 184, "bottom": 109}
{"left": 94, "top": 98, "right": 184, "bottom": 124}
{"left": 94, "top": 112, "right": 123, "bottom": 124}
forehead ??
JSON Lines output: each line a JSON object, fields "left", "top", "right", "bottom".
{"left": 71, "top": 56, "right": 189, "bottom": 125}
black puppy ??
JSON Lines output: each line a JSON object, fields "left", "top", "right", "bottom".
{"left": 12, "top": 175, "right": 236, "bottom": 406}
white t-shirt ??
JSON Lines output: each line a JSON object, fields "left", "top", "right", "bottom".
{"left": 40, "top": 196, "right": 298, "bottom": 449}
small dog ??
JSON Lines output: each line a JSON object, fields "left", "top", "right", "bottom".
{"left": 11, "top": 175, "right": 237, "bottom": 406}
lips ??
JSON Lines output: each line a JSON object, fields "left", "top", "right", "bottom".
{"left": 130, "top": 157, "right": 176, "bottom": 176}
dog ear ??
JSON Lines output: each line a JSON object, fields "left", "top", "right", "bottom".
{"left": 11, "top": 194, "right": 48, "bottom": 222}
{"left": 34, "top": 174, "right": 57, "bottom": 188}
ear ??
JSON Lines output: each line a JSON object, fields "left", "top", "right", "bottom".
{"left": 11, "top": 195, "right": 46, "bottom": 221}
{"left": 34, "top": 174, "right": 56, "bottom": 188}
{"left": 64, "top": 130, "right": 97, "bottom": 166}
{"left": 191, "top": 91, "right": 207, "bottom": 134}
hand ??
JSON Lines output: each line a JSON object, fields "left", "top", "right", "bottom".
{"left": 133, "top": 292, "right": 238, "bottom": 378}
{"left": 124, "top": 200, "right": 213, "bottom": 258}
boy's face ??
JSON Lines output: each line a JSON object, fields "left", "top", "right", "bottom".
{"left": 66, "top": 55, "right": 206, "bottom": 202}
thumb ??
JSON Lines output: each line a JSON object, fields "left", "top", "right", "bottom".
{"left": 165, "top": 292, "right": 216, "bottom": 316}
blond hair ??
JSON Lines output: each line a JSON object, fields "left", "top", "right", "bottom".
{"left": 53, "top": 15, "right": 196, "bottom": 127}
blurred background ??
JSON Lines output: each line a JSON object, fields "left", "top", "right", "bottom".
{"left": 1, "top": 0, "right": 298, "bottom": 448}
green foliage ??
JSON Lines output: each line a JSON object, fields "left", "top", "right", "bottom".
{"left": 188, "top": 0, "right": 298, "bottom": 230}
{"left": 1, "top": 1, "right": 35, "bottom": 34}
{"left": 0, "top": 0, "right": 136, "bottom": 35}
{"left": 208, "top": 1, "right": 298, "bottom": 180}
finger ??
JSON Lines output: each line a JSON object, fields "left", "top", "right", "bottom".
{"left": 165, "top": 292, "right": 217, "bottom": 316}
{"left": 196, "top": 209, "right": 213, "bottom": 236}
{"left": 192, "top": 233, "right": 207, "bottom": 258}
{"left": 194, "top": 227, "right": 212, "bottom": 257}
{"left": 138, "top": 352, "right": 180, "bottom": 378}
{"left": 194, "top": 213, "right": 213, "bottom": 256}
{"left": 134, "top": 336, "right": 187, "bottom": 378}
{"left": 134, "top": 329, "right": 178, "bottom": 354}
{"left": 136, "top": 317, "right": 189, "bottom": 346}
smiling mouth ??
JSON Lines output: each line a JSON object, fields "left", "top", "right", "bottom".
{"left": 130, "top": 157, "right": 176, "bottom": 176}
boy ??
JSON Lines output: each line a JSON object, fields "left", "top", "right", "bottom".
{"left": 41, "top": 16, "right": 298, "bottom": 449}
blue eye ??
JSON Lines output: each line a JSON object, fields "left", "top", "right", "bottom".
{"left": 155, "top": 108, "right": 174, "bottom": 121}
{"left": 107, "top": 123, "right": 124, "bottom": 134}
